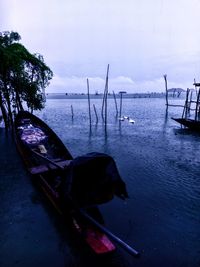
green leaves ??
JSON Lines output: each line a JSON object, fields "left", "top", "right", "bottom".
{"left": 0, "top": 31, "right": 53, "bottom": 125}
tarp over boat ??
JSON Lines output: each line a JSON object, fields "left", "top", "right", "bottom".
{"left": 62, "top": 152, "right": 128, "bottom": 207}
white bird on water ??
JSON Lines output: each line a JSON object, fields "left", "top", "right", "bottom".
{"left": 119, "top": 116, "right": 135, "bottom": 123}
{"left": 123, "top": 116, "right": 129, "bottom": 120}
{"left": 128, "top": 118, "right": 135, "bottom": 124}
{"left": 119, "top": 117, "right": 125, "bottom": 121}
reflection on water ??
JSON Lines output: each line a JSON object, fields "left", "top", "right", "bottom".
{"left": 1, "top": 97, "right": 200, "bottom": 267}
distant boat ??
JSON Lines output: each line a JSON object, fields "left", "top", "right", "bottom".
{"left": 172, "top": 117, "right": 200, "bottom": 131}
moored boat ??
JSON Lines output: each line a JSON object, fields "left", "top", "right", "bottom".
{"left": 172, "top": 117, "right": 200, "bottom": 131}
{"left": 14, "top": 111, "right": 117, "bottom": 254}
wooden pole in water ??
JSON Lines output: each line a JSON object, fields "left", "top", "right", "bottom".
{"left": 182, "top": 88, "right": 189, "bottom": 118}
{"left": 195, "top": 88, "right": 200, "bottom": 121}
{"left": 71, "top": 105, "right": 74, "bottom": 119}
{"left": 119, "top": 92, "right": 122, "bottom": 118}
{"left": 163, "top": 74, "right": 168, "bottom": 107}
{"left": 113, "top": 90, "right": 118, "bottom": 116}
{"left": 93, "top": 104, "right": 98, "bottom": 123}
{"left": 194, "top": 78, "right": 197, "bottom": 96}
{"left": 104, "top": 64, "right": 109, "bottom": 129}
{"left": 101, "top": 92, "right": 106, "bottom": 120}
{"left": 119, "top": 91, "right": 126, "bottom": 118}
{"left": 101, "top": 64, "right": 109, "bottom": 121}
{"left": 189, "top": 89, "right": 193, "bottom": 115}
{"left": 87, "top": 78, "right": 92, "bottom": 128}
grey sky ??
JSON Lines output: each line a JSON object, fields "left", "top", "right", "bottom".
{"left": 1, "top": 0, "right": 200, "bottom": 93}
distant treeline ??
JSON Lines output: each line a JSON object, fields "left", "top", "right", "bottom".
{"left": 46, "top": 91, "right": 184, "bottom": 100}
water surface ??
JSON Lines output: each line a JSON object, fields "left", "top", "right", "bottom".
{"left": 1, "top": 97, "right": 199, "bottom": 267}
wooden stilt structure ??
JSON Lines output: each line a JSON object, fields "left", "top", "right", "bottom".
{"left": 172, "top": 81, "right": 200, "bottom": 130}
{"left": 180, "top": 83, "right": 200, "bottom": 121}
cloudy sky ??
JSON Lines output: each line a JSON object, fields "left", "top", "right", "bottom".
{"left": 1, "top": 0, "right": 200, "bottom": 93}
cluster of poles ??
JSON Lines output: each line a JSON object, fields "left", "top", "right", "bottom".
{"left": 181, "top": 84, "right": 200, "bottom": 120}
{"left": 164, "top": 74, "right": 200, "bottom": 120}
{"left": 70, "top": 64, "right": 127, "bottom": 131}
{"left": 88, "top": 64, "right": 128, "bottom": 130}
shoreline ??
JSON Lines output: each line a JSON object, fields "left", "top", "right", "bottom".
{"left": 46, "top": 92, "right": 177, "bottom": 100}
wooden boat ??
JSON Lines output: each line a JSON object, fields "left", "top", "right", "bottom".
{"left": 14, "top": 111, "right": 116, "bottom": 254}
{"left": 172, "top": 117, "right": 200, "bottom": 131}
{"left": 14, "top": 111, "right": 140, "bottom": 257}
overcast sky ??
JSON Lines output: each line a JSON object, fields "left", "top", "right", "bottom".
{"left": 1, "top": 0, "right": 200, "bottom": 93}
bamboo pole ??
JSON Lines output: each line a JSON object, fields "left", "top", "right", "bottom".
{"left": 195, "top": 88, "right": 200, "bottom": 121}
{"left": 182, "top": 88, "right": 189, "bottom": 118}
{"left": 194, "top": 78, "right": 197, "bottom": 96}
{"left": 93, "top": 104, "right": 98, "bottom": 123}
{"left": 101, "top": 64, "right": 109, "bottom": 121}
{"left": 188, "top": 90, "right": 193, "bottom": 115}
{"left": 70, "top": 105, "right": 74, "bottom": 119}
{"left": 119, "top": 92, "right": 122, "bottom": 118}
{"left": 119, "top": 91, "right": 126, "bottom": 118}
{"left": 104, "top": 65, "right": 109, "bottom": 129}
{"left": 113, "top": 90, "right": 118, "bottom": 116}
{"left": 87, "top": 78, "right": 92, "bottom": 128}
{"left": 185, "top": 88, "right": 190, "bottom": 118}
{"left": 163, "top": 74, "right": 168, "bottom": 107}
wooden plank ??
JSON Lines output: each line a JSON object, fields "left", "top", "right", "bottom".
{"left": 55, "top": 160, "right": 71, "bottom": 168}
{"left": 29, "top": 165, "right": 50, "bottom": 175}
{"left": 28, "top": 159, "right": 71, "bottom": 175}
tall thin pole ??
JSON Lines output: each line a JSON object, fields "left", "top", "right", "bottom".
{"left": 182, "top": 88, "right": 188, "bottom": 118}
{"left": 119, "top": 91, "right": 126, "bottom": 118}
{"left": 194, "top": 78, "right": 197, "bottom": 96}
{"left": 195, "top": 88, "right": 200, "bottom": 121}
{"left": 104, "top": 64, "right": 109, "bottom": 129}
{"left": 188, "top": 89, "right": 193, "bottom": 115}
{"left": 93, "top": 104, "right": 98, "bottom": 123}
{"left": 70, "top": 105, "right": 74, "bottom": 119}
{"left": 119, "top": 92, "right": 122, "bottom": 118}
{"left": 163, "top": 74, "right": 168, "bottom": 107}
{"left": 113, "top": 90, "right": 118, "bottom": 116}
{"left": 184, "top": 88, "right": 190, "bottom": 118}
{"left": 101, "top": 64, "right": 109, "bottom": 121}
{"left": 87, "top": 78, "right": 92, "bottom": 128}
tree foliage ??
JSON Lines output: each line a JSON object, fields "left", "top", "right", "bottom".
{"left": 0, "top": 31, "right": 53, "bottom": 128}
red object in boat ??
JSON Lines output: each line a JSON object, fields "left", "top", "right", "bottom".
{"left": 85, "top": 228, "right": 116, "bottom": 254}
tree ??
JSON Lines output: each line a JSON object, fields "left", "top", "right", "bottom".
{"left": 0, "top": 31, "right": 53, "bottom": 128}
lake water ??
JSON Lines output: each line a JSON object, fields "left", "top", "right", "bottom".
{"left": 1, "top": 97, "right": 200, "bottom": 267}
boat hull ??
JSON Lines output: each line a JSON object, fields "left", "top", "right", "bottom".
{"left": 14, "top": 111, "right": 115, "bottom": 254}
{"left": 172, "top": 117, "right": 200, "bottom": 131}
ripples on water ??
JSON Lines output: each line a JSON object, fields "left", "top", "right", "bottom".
{"left": 1, "top": 97, "right": 199, "bottom": 267}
